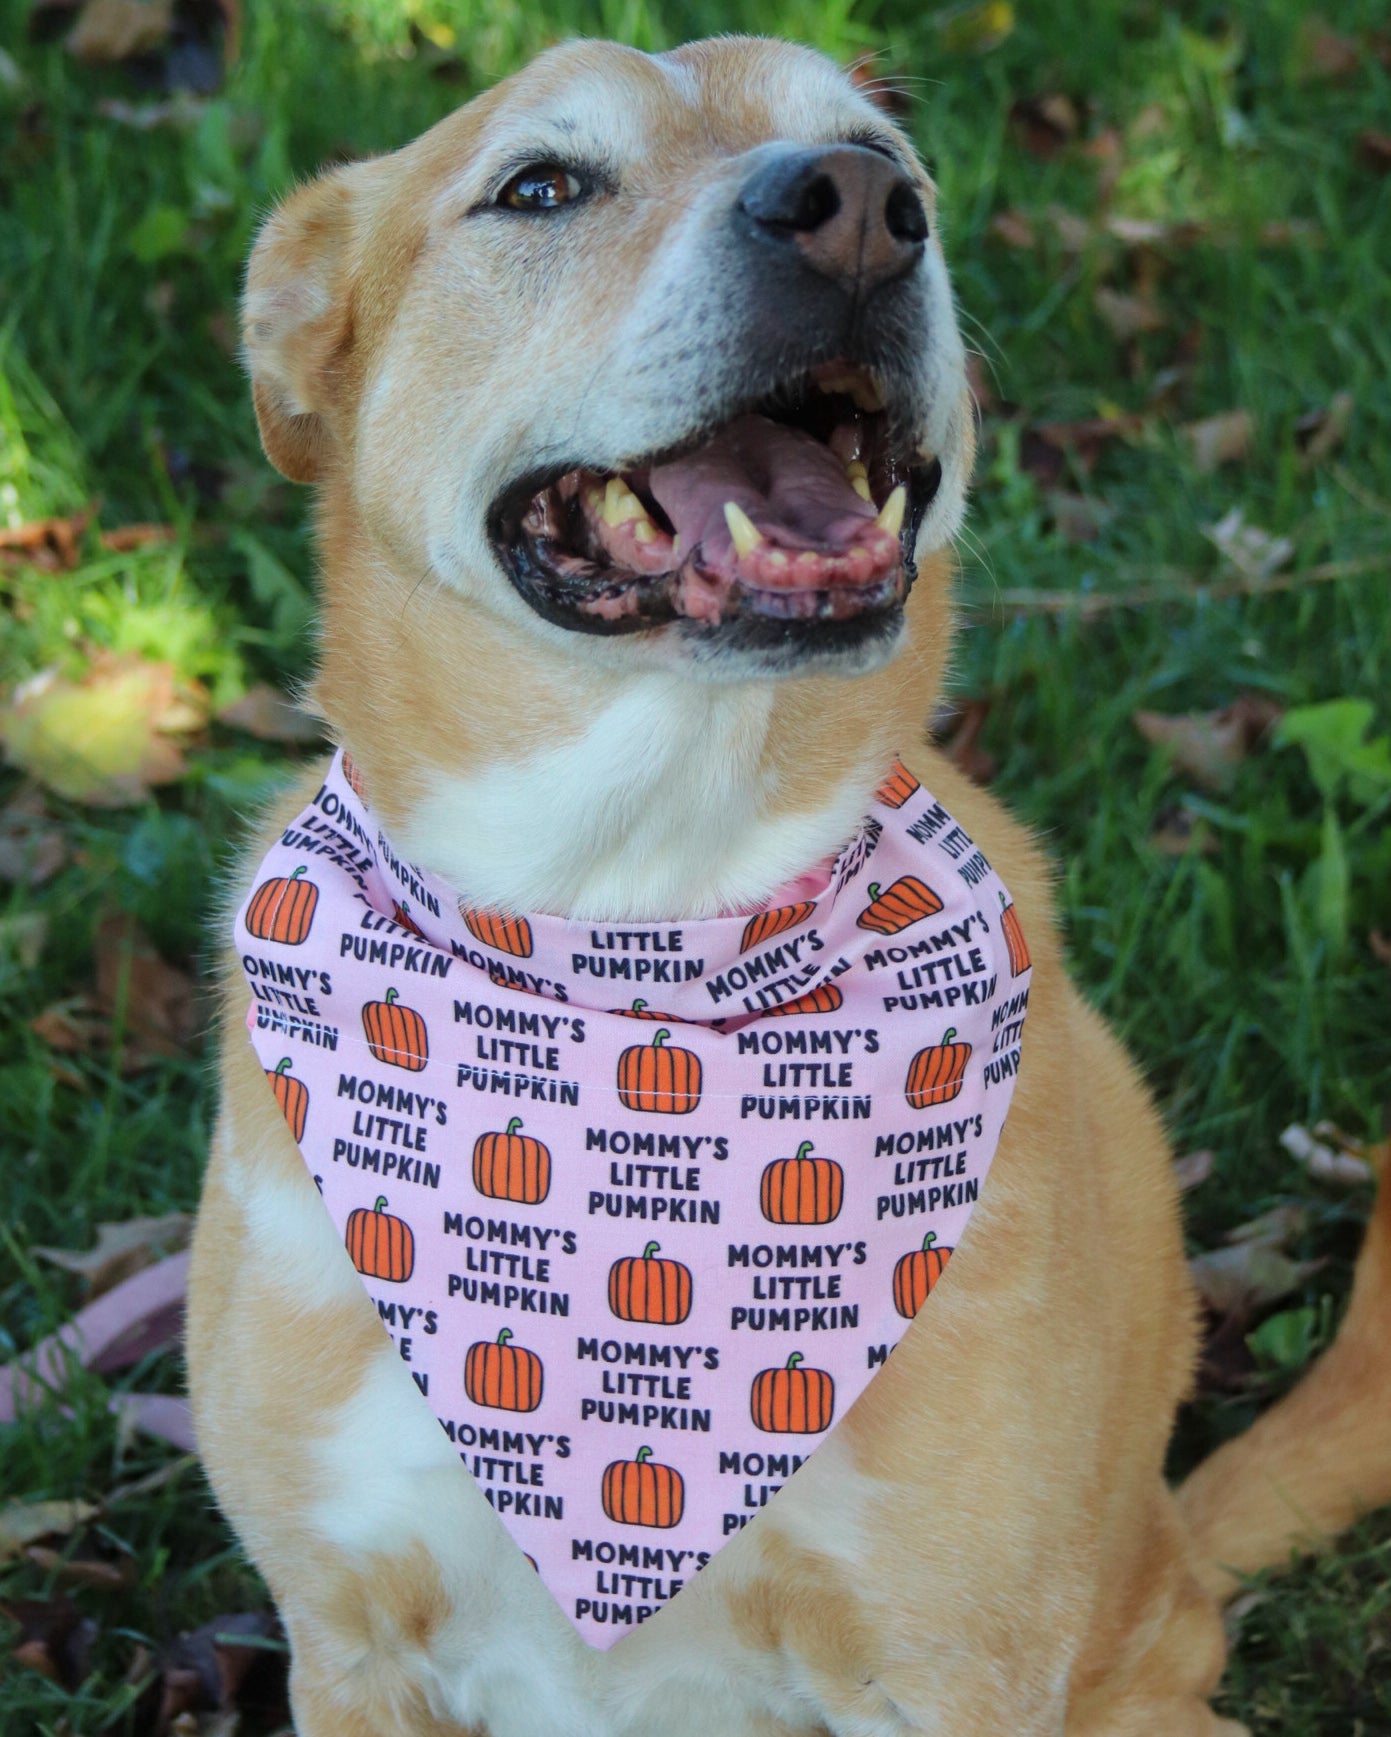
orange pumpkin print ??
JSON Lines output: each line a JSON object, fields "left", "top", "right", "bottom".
{"left": 245, "top": 864, "right": 318, "bottom": 945}
{"left": 750, "top": 1352, "right": 835, "bottom": 1434}
{"left": 905, "top": 1028, "right": 971, "bottom": 1108}
{"left": 740, "top": 901, "right": 816, "bottom": 953}
{"left": 602, "top": 1446, "right": 684, "bottom": 1528}
{"left": 460, "top": 906, "right": 533, "bottom": 958}
{"left": 266, "top": 1056, "right": 308, "bottom": 1141}
{"left": 856, "top": 876, "right": 944, "bottom": 936}
{"left": 608, "top": 1241, "right": 693, "bottom": 1324}
{"left": 875, "top": 761, "right": 920, "bottom": 809}
{"left": 615, "top": 998, "right": 676, "bottom": 1020}
{"left": 392, "top": 899, "right": 426, "bottom": 937}
{"left": 893, "top": 1230, "right": 953, "bottom": 1318}
{"left": 464, "top": 1328, "right": 543, "bottom": 1412}
{"left": 763, "top": 981, "right": 844, "bottom": 1018}
{"left": 341, "top": 751, "right": 366, "bottom": 798}
{"left": 362, "top": 987, "right": 429, "bottom": 1071}
{"left": 472, "top": 1117, "right": 551, "bottom": 1204}
{"left": 1000, "top": 891, "right": 1031, "bottom": 977}
{"left": 616, "top": 1029, "right": 702, "bottom": 1114}
{"left": 345, "top": 1195, "right": 415, "bottom": 1282}
{"left": 760, "top": 1140, "right": 844, "bottom": 1225}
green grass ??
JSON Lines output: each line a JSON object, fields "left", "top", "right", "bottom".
{"left": 1, "top": 0, "right": 1389, "bottom": 1730}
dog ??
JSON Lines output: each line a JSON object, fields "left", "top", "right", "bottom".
{"left": 188, "top": 35, "right": 1391, "bottom": 1737}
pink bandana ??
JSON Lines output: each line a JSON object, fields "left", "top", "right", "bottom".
{"left": 235, "top": 751, "right": 1031, "bottom": 1647}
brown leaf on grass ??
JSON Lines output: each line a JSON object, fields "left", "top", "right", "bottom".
{"left": 1202, "top": 507, "right": 1294, "bottom": 581}
{"left": 932, "top": 698, "right": 997, "bottom": 784}
{"left": 23, "top": 1547, "right": 134, "bottom": 1591}
{"left": 0, "top": 507, "right": 91, "bottom": 571}
{"left": 151, "top": 1612, "right": 287, "bottom": 1731}
{"left": 34, "top": 1211, "right": 193, "bottom": 1301}
{"left": 1281, "top": 1122, "right": 1377, "bottom": 1187}
{"left": 216, "top": 685, "right": 322, "bottom": 745}
{"left": 1045, "top": 490, "right": 1110, "bottom": 543}
{"left": 29, "top": 997, "right": 110, "bottom": 1056}
{"left": 0, "top": 786, "right": 68, "bottom": 885}
{"left": 1294, "top": 390, "right": 1354, "bottom": 468}
{"left": 1043, "top": 202, "right": 1094, "bottom": 252}
{"left": 1173, "top": 1149, "right": 1215, "bottom": 1191}
{"left": 1370, "top": 930, "right": 1391, "bottom": 967}
{"left": 1020, "top": 412, "right": 1148, "bottom": 483}
{"left": 988, "top": 209, "right": 1036, "bottom": 248}
{"left": 3, "top": 1595, "right": 97, "bottom": 1689}
{"left": 65, "top": 0, "right": 174, "bottom": 61}
{"left": 1356, "top": 129, "right": 1391, "bottom": 174}
{"left": 98, "top": 522, "right": 176, "bottom": 554}
{"left": 1296, "top": 16, "right": 1361, "bottom": 80}
{"left": 1181, "top": 409, "right": 1253, "bottom": 471}
{"left": 0, "top": 1499, "right": 101, "bottom": 1561}
{"left": 1093, "top": 287, "right": 1167, "bottom": 341}
{"left": 1188, "top": 1242, "right": 1324, "bottom": 1319}
{"left": 0, "top": 652, "right": 208, "bottom": 806}
{"left": 1132, "top": 693, "right": 1282, "bottom": 792}
{"left": 1010, "top": 94, "right": 1080, "bottom": 159}
{"left": 93, "top": 911, "right": 203, "bottom": 1058}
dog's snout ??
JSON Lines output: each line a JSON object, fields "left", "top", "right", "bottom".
{"left": 737, "top": 146, "right": 928, "bottom": 294}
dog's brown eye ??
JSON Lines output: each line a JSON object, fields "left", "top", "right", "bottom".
{"left": 498, "top": 165, "right": 583, "bottom": 211}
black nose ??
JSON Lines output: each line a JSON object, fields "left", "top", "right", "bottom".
{"left": 737, "top": 145, "right": 928, "bottom": 295}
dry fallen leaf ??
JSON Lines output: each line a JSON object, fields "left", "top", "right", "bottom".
{"left": 0, "top": 1498, "right": 101, "bottom": 1562}
{"left": 1297, "top": 15, "right": 1361, "bottom": 79}
{"left": 1281, "top": 1123, "right": 1377, "bottom": 1187}
{"left": 1188, "top": 1243, "right": 1324, "bottom": 1318}
{"left": 98, "top": 522, "right": 176, "bottom": 553}
{"left": 1010, "top": 94, "right": 1080, "bottom": 159}
{"left": 1202, "top": 507, "right": 1294, "bottom": 581}
{"left": 988, "top": 209, "right": 1036, "bottom": 249}
{"left": 1173, "top": 1149, "right": 1215, "bottom": 1192}
{"left": 35, "top": 1211, "right": 193, "bottom": 1301}
{"left": 0, "top": 652, "right": 208, "bottom": 806}
{"left": 1046, "top": 490, "right": 1111, "bottom": 543}
{"left": 216, "top": 684, "right": 322, "bottom": 745}
{"left": 1370, "top": 930, "right": 1391, "bottom": 968}
{"left": 0, "top": 786, "right": 68, "bottom": 884}
{"left": 1133, "top": 694, "right": 1282, "bottom": 792}
{"left": 65, "top": 0, "right": 174, "bottom": 62}
{"left": 23, "top": 1547, "right": 134, "bottom": 1591}
{"left": 93, "top": 911, "right": 203, "bottom": 1058}
{"left": 1294, "top": 390, "right": 1354, "bottom": 468}
{"left": 1093, "top": 287, "right": 1167, "bottom": 341}
{"left": 1149, "top": 806, "right": 1219, "bottom": 856}
{"left": 0, "top": 507, "right": 91, "bottom": 571}
{"left": 1181, "top": 409, "right": 1253, "bottom": 472}
{"left": 3, "top": 1595, "right": 96, "bottom": 1689}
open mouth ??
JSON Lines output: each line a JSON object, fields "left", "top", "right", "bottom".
{"left": 490, "top": 362, "right": 944, "bottom": 641}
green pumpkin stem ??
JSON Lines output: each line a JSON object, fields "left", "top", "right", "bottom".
{"left": 642, "top": 1241, "right": 662, "bottom": 1260}
{"left": 653, "top": 1029, "right": 669, "bottom": 1047}
{"left": 385, "top": 988, "right": 399, "bottom": 1006}
{"left": 795, "top": 1141, "right": 814, "bottom": 1160}
{"left": 942, "top": 1028, "right": 957, "bottom": 1044}
{"left": 274, "top": 1057, "right": 293, "bottom": 1076}
{"left": 506, "top": 1117, "right": 523, "bottom": 1136}
{"left": 922, "top": 1232, "right": 937, "bottom": 1250}
{"left": 786, "top": 1352, "right": 804, "bottom": 1370}
{"left": 374, "top": 1196, "right": 388, "bottom": 1213}
{"left": 498, "top": 1328, "right": 513, "bottom": 1345}
{"left": 636, "top": 1445, "right": 653, "bottom": 1464}
{"left": 288, "top": 866, "right": 306, "bottom": 882}
{"left": 867, "top": 882, "right": 881, "bottom": 899}
{"left": 633, "top": 999, "right": 647, "bottom": 1012}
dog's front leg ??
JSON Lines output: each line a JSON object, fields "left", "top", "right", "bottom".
{"left": 187, "top": 1040, "right": 607, "bottom": 1737}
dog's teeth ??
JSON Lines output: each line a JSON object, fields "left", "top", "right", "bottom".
{"left": 723, "top": 501, "right": 763, "bottom": 557}
{"left": 845, "top": 460, "right": 873, "bottom": 503}
{"left": 633, "top": 520, "right": 656, "bottom": 544}
{"left": 853, "top": 377, "right": 886, "bottom": 412}
{"left": 602, "top": 477, "right": 653, "bottom": 529}
{"left": 876, "top": 485, "right": 907, "bottom": 537}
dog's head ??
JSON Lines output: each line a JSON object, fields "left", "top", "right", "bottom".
{"left": 243, "top": 37, "right": 971, "bottom": 686}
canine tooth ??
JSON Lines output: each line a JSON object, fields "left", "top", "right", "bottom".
{"left": 846, "top": 460, "right": 873, "bottom": 502}
{"left": 633, "top": 520, "right": 656, "bottom": 544}
{"left": 876, "top": 485, "right": 907, "bottom": 537}
{"left": 851, "top": 378, "right": 886, "bottom": 412}
{"left": 723, "top": 501, "right": 763, "bottom": 557}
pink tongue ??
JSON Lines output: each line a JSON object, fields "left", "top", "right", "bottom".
{"left": 648, "top": 415, "right": 876, "bottom": 577}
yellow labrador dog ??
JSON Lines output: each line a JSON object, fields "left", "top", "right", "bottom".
{"left": 188, "top": 35, "right": 1391, "bottom": 1737}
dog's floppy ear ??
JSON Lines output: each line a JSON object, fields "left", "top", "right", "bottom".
{"left": 242, "top": 170, "right": 359, "bottom": 483}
